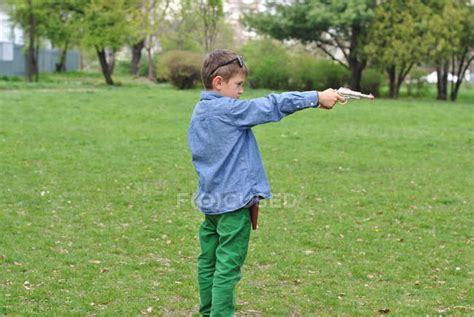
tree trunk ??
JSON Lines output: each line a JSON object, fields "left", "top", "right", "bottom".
{"left": 348, "top": 25, "right": 366, "bottom": 91}
{"left": 394, "top": 63, "right": 413, "bottom": 99}
{"left": 349, "top": 64, "right": 364, "bottom": 91}
{"left": 34, "top": 41, "right": 39, "bottom": 82}
{"left": 146, "top": 47, "right": 156, "bottom": 82}
{"left": 407, "top": 74, "right": 412, "bottom": 96}
{"left": 79, "top": 48, "right": 84, "bottom": 71}
{"left": 450, "top": 79, "right": 461, "bottom": 101}
{"left": 131, "top": 39, "right": 145, "bottom": 76}
{"left": 436, "top": 67, "right": 443, "bottom": 100}
{"left": 450, "top": 50, "right": 473, "bottom": 102}
{"left": 387, "top": 65, "right": 397, "bottom": 98}
{"left": 96, "top": 46, "right": 114, "bottom": 85}
{"left": 436, "top": 60, "right": 449, "bottom": 100}
{"left": 26, "top": 0, "right": 36, "bottom": 82}
{"left": 55, "top": 41, "right": 69, "bottom": 72}
{"left": 105, "top": 48, "right": 115, "bottom": 76}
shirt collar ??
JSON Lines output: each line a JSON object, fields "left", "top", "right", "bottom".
{"left": 200, "top": 91, "right": 226, "bottom": 101}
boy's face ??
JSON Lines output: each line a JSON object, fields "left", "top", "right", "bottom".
{"left": 213, "top": 72, "right": 246, "bottom": 99}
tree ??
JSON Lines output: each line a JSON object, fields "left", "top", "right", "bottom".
{"left": 243, "top": 0, "right": 377, "bottom": 90}
{"left": 143, "top": 0, "right": 170, "bottom": 81}
{"left": 160, "top": 0, "right": 205, "bottom": 52}
{"left": 199, "top": 0, "right": 223, "bottom": 52}
{"left": 129, "top": 0, "right": 171, "bottom": 78}
{"left": 429, "top": 0, "right": 474, "bottom": 102}
{"left": 155, "top": 0, "right": 233, "bottom": 54}
{"left": 129, "top": 1, "right": 146, "bottom": 76}
{"left": 81, "top": 0, "right": 134, "bottom": 85}
{"left": 39, "top": 0, "right": 85, "bottom": 72}
{"left": 450, "top": 3, "right": 473, "bottom": 101}
{"left": 130, "top": 38, "right": 145, "bottom": 76}
{"left": 423, "top": 0, "right": 466, "bottom": 100}
{"left": 6, "top": 0, "right": 48, "bottom": 82}
{"left": 421, "top": 0, "right": 474, "bottom": 101}
{"left": 366, "top": 0, "right": 432, "bottom": 98}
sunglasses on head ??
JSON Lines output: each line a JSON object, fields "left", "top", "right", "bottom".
{"left": 210, "top": 56, "right": 244, "bottom": 76}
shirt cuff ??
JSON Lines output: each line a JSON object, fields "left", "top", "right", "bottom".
{"left": 301, "top": 91, "right": 319, "bottom": 108}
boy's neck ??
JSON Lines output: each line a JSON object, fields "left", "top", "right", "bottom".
{"left": 207, "top": 89, "right": 233, "bottom": 98}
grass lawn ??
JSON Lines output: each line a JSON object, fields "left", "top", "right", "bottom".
{"left": 0, "top": 74, "right": 473, "bottom": 316}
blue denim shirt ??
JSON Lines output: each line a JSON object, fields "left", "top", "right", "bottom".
{"left": 188, "top": 90, "right": 319, "bottom": 215}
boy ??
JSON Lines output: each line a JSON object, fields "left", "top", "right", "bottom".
{"left": 188, "top": 49, "right": 344, "bottom": 316}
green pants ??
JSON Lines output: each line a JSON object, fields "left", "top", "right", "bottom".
{"left": 198, "top": 208, "right": 251, "bottom": 317}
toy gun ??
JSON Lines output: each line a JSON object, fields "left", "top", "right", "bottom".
{"left": 337, "top": 87, "right": 374, "bottom": 104}
{"left": 250, "top": 203, "right": 259, "bottom": 230}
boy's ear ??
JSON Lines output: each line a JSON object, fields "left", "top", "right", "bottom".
{"left": 212, "top": 75, "right": 224, "bottom": 89}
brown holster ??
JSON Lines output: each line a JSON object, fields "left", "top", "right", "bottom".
{"left": 249, "top": 202, "right": 259, "bottom": 230}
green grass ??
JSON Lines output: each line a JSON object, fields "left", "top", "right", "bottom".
{"left": 1, "top": 74, "right": 473, "bottom": 316}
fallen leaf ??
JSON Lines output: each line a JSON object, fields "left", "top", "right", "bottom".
{"left": 23, "top": 281, "right": 32, "bottom": 291}
{"left": 141, "top": 306, "right": 153, "bottom": 315}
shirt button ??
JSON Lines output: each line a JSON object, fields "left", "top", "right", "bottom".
{"left": 311, "top": 102, "right": 314, "bottom": 106}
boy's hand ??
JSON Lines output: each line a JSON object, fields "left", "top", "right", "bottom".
{"left": 317, "top": 89, "right": 345, "bottom": 110}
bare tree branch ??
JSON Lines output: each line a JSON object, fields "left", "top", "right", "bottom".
{"left": 327, "top": 30, "right": 350, "bottom": 63}
{"left": 315, "top": 42, "right": 349, "bottom": 69}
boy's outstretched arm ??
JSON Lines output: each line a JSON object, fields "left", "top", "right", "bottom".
{"left": 227, "top": 89, "right": 344, "bottom": 129}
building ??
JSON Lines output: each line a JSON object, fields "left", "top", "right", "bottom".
{"left": 223, "top": 0, "right": 266, "bottom": 43}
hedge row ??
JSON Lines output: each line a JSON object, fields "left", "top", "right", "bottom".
{"left": 152, "top": 41, "right": 384, "bottom": 94}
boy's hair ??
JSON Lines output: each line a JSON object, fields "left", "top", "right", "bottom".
{"left": 201, "top": 49, "right": 248, "bottom": 89}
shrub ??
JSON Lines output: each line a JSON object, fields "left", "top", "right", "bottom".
{"left": 288, "top": 53, "right": 320, "bottom": 91}
{"left": 115, "top": 60, "right": 132, "bottom": 76}
{"left": 361, "top": 68, "right": 384, "bottom": 96}
{"left": 405, "top": 67, "right": 429, "bottom": 97}
{"left": 315, "top": 60, "right": 351, "bottom": 90}
{"left": 287, "top": 55, "right": 350, "bottom": 91}
{"left": 240, "top": 39, "right": 290, "bottom": 90}
{"left": 159, "top": 50, "right": 202, "bottom": 89}
{"left": 0, "top": 75, "right": 23, "bottom": 82}
{"left": 115, "top": 57, "right": 150, "bottom": 77}
{"left": 155, "top": 51, "right": 177, "bottom": 83}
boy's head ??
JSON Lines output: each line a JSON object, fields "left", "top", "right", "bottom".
{"left": 202, "top": 49, "right": 248, "bottom": 99}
